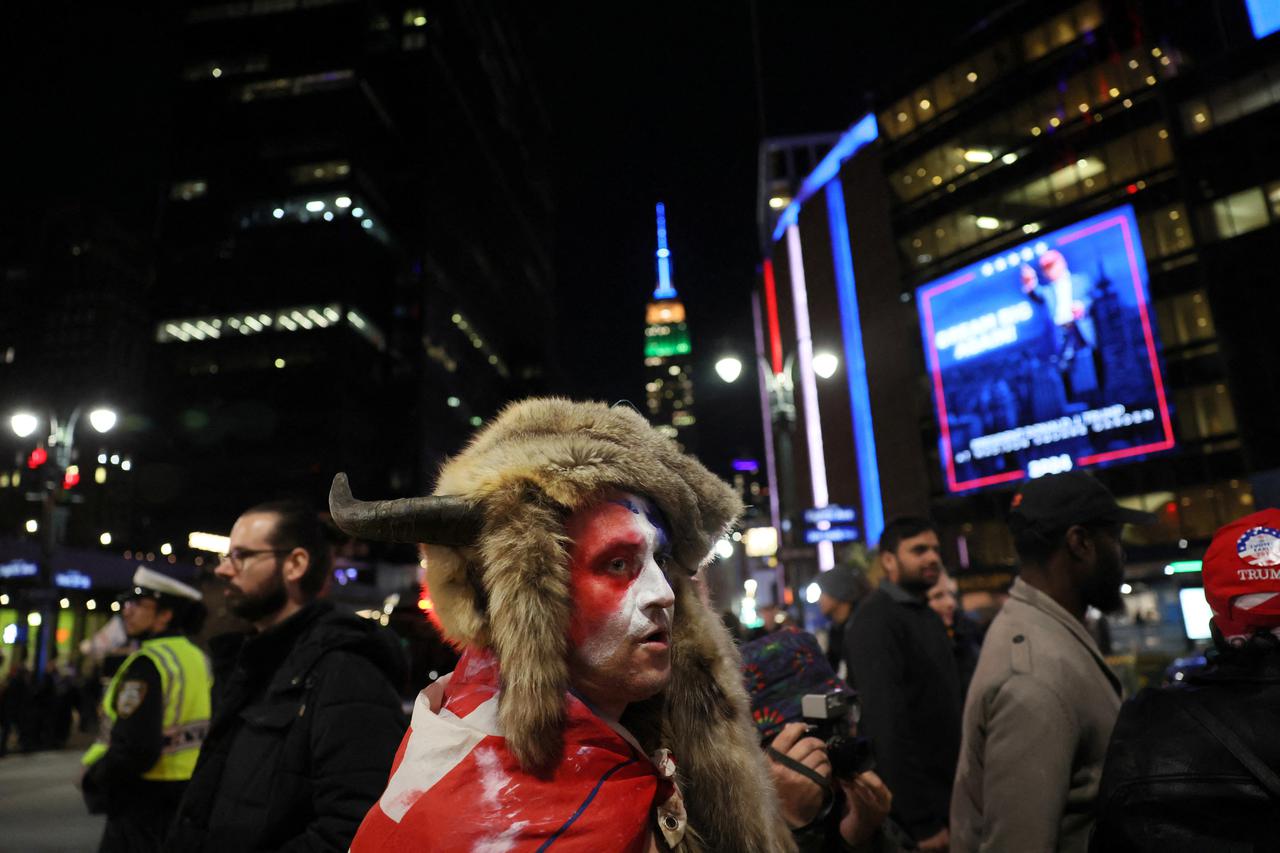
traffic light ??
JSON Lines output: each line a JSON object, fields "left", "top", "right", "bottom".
{"left": 27, "top": 446, "right": 47, "bottom": 469}
{"left": 62, "top": 464, "right": 81, "bottom": 489}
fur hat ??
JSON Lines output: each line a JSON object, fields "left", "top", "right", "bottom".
{"left": 331, "top": 398, "right": 793, "bottom": 852}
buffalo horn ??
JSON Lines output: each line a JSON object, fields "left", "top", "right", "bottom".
{"left": 328, "top": 472, "right": 483, "bottom": 547}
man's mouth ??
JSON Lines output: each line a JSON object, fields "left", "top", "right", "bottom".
{"left": 639, "top": 627, "right": 670, "bottom": 648}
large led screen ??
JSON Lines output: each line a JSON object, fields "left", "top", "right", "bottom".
{"left": 917, "top": 204, "right": 1174, "bottom": 493}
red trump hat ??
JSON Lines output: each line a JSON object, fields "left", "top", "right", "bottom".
{"left": 1202, "top": 509, "right": 1280, "bottom": 641}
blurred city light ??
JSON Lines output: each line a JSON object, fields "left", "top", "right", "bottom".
{"left": 161, "top": 542, "right": 173, "bottom": 556}
{"left": 714, "top": 538, "right": 735, "bottom": 560}
{"left": 743, "top": 577, "right": 758, "bottom": 596}
{"left": 27, "top": 612, "right": 41, "bottom": 627}
{"left": 963, "top": 149, "right": 994, "bottom": 164}
{"left": 188, "top": 531, "right": 230, "bottom": 554}
{"left": 86, "top": 599, "right": 97, "bottom": 610}
{"left": 806, "top": 582, "right": 822, "bottom": 604}
{"left": 10, "top": 412, "right": 38, "bottom": 438}
{"left": 111, "top": 601, "right": 121, "bottom": 612}
{"left": 812, "top": 351, "right": 840, "bottom": 379}
{"left": 59, "top": 598, "right": 70, "bottom": 609}
{"left": 1120, "top": 583, "right": 1133, "bottom": 595}
{"left": 335, "top": 196, "right": 352, "bottom": 208}
{"left": 88, "top": 408, "right": 118, "bottom": 433}
{"left": 1, "top": 624, "right": 15, "bottom": 644}
{"left": 99, "top": 532, "right": 113, "bottom": 545}
{"left": 714, "top": 356, "right": 743, "bottom": 383}
{"left": 24, "top": 519, "right": 37, "bottom": 533}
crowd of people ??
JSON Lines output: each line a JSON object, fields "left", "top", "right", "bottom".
{"left": 3, "top": 396, "right": 1279, "bottom": 851}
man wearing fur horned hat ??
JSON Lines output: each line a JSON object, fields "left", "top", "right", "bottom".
{"left": 334, "top": 398, "right": 794, "bottom": 852}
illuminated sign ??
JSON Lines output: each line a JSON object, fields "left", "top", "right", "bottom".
{"left": 55, "top": 570, "right": 92, "bottom": 590}
{"left": 1246, "top": 0, "right": 1280, "bottom": 39}
{"left": 804, "top": 526, "right": 860, "bottom": 544}
{"left": 803, "top": 505, "right": 857, "bottom": 524}
{"left": 917, "top": 204, "right": 1174, "bottom": 493}
{"left": 742, "top": 526, "right": 779, "bottom": 558}
{"left": 0, "top": 560, "right": 38, "bottom": 580}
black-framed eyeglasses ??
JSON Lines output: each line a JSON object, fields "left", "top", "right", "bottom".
{"left": 217, "top": 548, "right": 290, "bottom": 570}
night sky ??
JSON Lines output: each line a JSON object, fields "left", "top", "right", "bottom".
{"left": 537, "top": 2, "right": 990, "bottom": 475}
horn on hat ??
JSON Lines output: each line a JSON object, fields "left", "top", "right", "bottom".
{"left": 328, "top": 473, "right": 483, "bottom": 547}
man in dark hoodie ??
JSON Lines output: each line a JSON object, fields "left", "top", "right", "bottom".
{"left": 168, "top": 500, "right": 406, "bottom": 852}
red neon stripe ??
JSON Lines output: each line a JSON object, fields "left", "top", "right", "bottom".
{"left": 919, "top": 273, "right": 1012, "bottom": 492}
{"left": 763, "top": 259, "right": 784, "bottom": 375}
{"left": 1078, "top": 438, "right": 1177, "bottom": 467}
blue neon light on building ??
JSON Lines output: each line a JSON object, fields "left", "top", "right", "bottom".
{"left": 654, "top": 202, "right": 677, "bottom": 299}
{"left": 772, "top": 114, "right": 879, "bottom": 242}
{"left": 1246, "top": 0, "right": 1280, "bottom": 38}
{"left": 825, "top": 178, "right": 885, "bottom": 546}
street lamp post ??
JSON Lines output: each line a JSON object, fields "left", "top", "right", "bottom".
{"left": 8, "top": 405, "right": 117, "bottom": 673}
{"left": 717, "top": 302, "right": 839, "bottom": 611}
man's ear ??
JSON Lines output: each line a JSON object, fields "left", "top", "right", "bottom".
{"left": 1064, "top": 525, "right": 1094, "bottom": 563}
{"left": 282, "top": 547, "right": 310, "bottom": 584}
{"left": 155, "top": 606, "right": 176, "bottom": 633}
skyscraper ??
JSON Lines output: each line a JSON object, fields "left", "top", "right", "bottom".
{"left": 643, "top": 203, "right": 696, "bottom": 448}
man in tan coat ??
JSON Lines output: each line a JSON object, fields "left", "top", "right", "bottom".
{"left": 950, "top": 471, "right": 1153, "bottom": 852}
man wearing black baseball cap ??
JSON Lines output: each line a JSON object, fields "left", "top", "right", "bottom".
{"left": 951, "top": 471, "right": 1154, "bottom": 853}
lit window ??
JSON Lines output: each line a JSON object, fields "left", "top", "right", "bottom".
{"left": 239, "top": 70, "right": 354, "bottom": 102}
{"left": 403, "top": 8, "right": 427, "bottom": 25}
{"left": 288, "top": 160, "right": 351, "bottom": 184}
{"left": 1211, "top": 187, "right": 1269, "bottom": 239}
{"left": 170, "top": 180, "right": 208, "bottom": 201}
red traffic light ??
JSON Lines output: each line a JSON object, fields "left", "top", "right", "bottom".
{"left": 27, "top": 447, "right": 48, "bottom": 469}
{"left": 63, "top": 468, "right": 81, "bottom": 489}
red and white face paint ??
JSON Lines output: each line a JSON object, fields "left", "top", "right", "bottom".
{"left": 564, "top": 491, "right": 676, "bottom": 720}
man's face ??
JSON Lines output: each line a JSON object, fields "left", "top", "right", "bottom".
{"left": 884, "top": 530, "right": 943, "bottom": 594}
{"left": 817, "top": 593, "right": 840, "bottom": 618}
{"left": 1078, "top": 523, "right": 1125, "bottom": 613}
{"left": 216, "top": 512, "right": 288, "bottom": 623}
{"left": 926, "top": 572, "right": 958, "bottom": 627}
{"left": 122, "top": 597, "right": 166, "bottom": 639}
{"left": 564, "top": 491, "right": 676, "bottom": 712}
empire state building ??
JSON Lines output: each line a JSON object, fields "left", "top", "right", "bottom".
{"left": 643, "top": 202, "right": 696, "bottom": 449}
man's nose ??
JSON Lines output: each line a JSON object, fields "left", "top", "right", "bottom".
{"left": 214, "top": 560, "right": 235, "bottom": 580}
{"left": 641, "top": 563, "right": 675, "bottom": 612}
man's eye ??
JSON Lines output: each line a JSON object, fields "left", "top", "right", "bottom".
{"left": 608, "top": 558, "right": 630, "bottom": 573}
{"left": 655, "top": 553, "right": 672, "bottom": 570}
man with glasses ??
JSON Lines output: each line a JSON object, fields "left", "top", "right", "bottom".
{"left": 81, "top": 567, "right": 210, "bottom": 852}
{"left": 168, "top": 501, "right": 407, "bottom": 852}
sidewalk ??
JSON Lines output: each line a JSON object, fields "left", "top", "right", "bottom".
{"left": 0, "top": 748, "right": 104, "bottom": 852}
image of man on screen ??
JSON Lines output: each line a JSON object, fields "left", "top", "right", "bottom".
{"left": 1020, "top": 250, "right": 1098, "bottom": 397}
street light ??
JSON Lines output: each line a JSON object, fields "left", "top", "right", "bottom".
{"left": 812, "top": 351, "right": 840, "bottom": 380}
{"left": 88, "top": 408, "right": 118, "bottom": 433}
{"left": 714, "top": 356, "right": 744, "bottom": 383}
{"left": 5, "top": 402, "right": 123, "bottom": 674}
{"left": 10, "top": 412, "right": 38, "bottom": 438}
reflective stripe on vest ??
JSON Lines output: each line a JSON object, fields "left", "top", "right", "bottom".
{"left": 82, "top": 635, "right": 213, "bottom": 781}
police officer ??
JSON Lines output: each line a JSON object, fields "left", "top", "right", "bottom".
{"left": 82, "top": 567, "right": 212, "bottom": 852}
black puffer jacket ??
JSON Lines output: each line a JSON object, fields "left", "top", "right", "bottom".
{"left": 169, "top": 601, "right": 407, "bottom": 852}
{"left": 1091, "top": 639, "right": 1280, "bottom": 851}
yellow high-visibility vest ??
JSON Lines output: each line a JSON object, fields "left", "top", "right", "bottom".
{"left": 82, "top": 634, "right": 212, "bottom": 781}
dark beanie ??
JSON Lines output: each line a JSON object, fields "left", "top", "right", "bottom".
{"left": 816, "top": 564, "right": 860, "bottom": 603}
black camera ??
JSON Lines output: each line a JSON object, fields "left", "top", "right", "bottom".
{"left": 802, "top": 692, "right": 875, "bottom": 779}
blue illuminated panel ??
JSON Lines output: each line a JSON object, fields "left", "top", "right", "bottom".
{"left": 916, "top": 204, "right": 1175, "bottom": 493}
{"left": 1246, "top": 0, "right": 1280, "bottom": 38}
{"left": 825, "top": 178, "right": 885, "bottom": 546}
